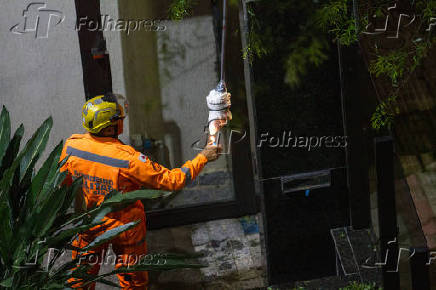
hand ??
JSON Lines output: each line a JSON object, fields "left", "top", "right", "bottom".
{"left": 201, "top": 145, "right": 222, "bottom": 162}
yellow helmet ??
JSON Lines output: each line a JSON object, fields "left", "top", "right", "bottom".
{"left": 81, "top": 94, "right": 125, "bottom": 134}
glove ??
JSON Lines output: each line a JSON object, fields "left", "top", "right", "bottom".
{"left": 206, "top": 89, "right": 232, "bottom": 135}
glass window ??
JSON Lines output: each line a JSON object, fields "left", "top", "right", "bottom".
{"left": 100, "top": 0, "right": 250, "bottom": 211}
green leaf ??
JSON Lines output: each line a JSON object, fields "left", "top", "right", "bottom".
{"left": 13, "top": 150, "right": 42, "bottom": 226}
{"left": 80, "top": 276, "right": 120, "bottom": 288}
{"left": 81, "top": 221, "right": 139, "bottom": 251}
{"left": 92, "top": 278, "right": 120, "bottom": 288}
{"left": 0, "top": 117, "right": 52, "bottom": 199}
{"left": 0, "top": 276, "right": 13, "bottom": 287}
{"left": 32, "top": 170, "right": 67, "bottom": 214}
{"left": 0, "top": 195, "right": 13, "bottom": 266}
{"left": 29, "top": 141, "right": 63, "bottom": 210}
{"left": 32, "top": 185, "right": 68, "bottom": 238}
{"left": 0, "top": 124, "right": 24, "bottom": 181}
{"left": 0, "top": 106, "right": 11, "bottom": 166}
{"left": 46, "top": 220, "right": 105, "bottom": 250}
{"left": 45, "top": 254, "right": 87, "bottom": 281}
{"left": 20, "top": 117, "right": 53, "bottom": 180}
{"left": 51, "top": 200, "right": 115, "bottom": 234}
{"left": 58, "top": 175, "right": 80, "bottom": 217}
{"left": 106, "top": 257, "right": 206, "bottom": 273}
{"left": 100, "top": 189, "right": 172, "bottom": 210}
{"left": 40, "top": 282, "right": 66, "bottom": 289}
{"left": 47, "top": 178, "right": 83, "bottom": 235}
{"left": 11, "top": 156, "right": 38, "bottom": 223}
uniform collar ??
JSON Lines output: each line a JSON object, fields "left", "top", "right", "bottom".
{"left": 85, "top": 133, "right": 122, "bottom": 144}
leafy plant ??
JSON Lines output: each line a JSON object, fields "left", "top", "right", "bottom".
{"left": 340, "top": 281, "right": 381, "bottom": 290}
{"left": 169, "top": 0, "right": 197, "bottom": 21}
{"left": 370, "top": 95, "right": 399, "bottom": 130}
{"left": 419, "top": 0, "right": 436, "bottom": 22}
{"left": 316, "top": 0, "right": 359, "bottom": 45}
{"left": 284, "top": 35, "right": 329, "bottom": 88}
{"left": 314, "top": 0, "right": 435, "bottom": 129}
{"left": 242, "top": 5, "right": 269, "bottom": 62}
{"left": 0, "top": 107, "right": 204, "bottom": 289}
{"left": 166, "top": 0, "right": 435, "bottom": 131}
{"left": 369, "top": 51, "right": 408, "bottom": 85}
{"left": 411, "top": 40, "right": 431, "bottom": 71}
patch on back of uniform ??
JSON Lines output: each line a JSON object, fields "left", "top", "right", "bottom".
{"left": 139, "top": 153, "right": 147, "bottom": 163}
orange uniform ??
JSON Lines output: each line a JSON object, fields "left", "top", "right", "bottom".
{"left": 60, "top": 133, "right": 208, "bottom": 289}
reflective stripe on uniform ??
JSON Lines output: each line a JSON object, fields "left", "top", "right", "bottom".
{"left": 181, "top": 166, "right": 192, "bottom": 184}
{"left": 67, "top": 146, "right": 130, "bottom": 168}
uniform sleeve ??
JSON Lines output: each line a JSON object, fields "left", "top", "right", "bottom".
{"left": 121, "top": 152, "right": 208, "bottom": 191}
{"left": 59, "top": 143, "right": 73, "bottom": 186}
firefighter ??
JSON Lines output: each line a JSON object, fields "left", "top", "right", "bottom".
{"left": 60, "top": 94, "right": 221, "bottom": 289}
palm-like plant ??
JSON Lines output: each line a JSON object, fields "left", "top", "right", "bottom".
{"left": 0, "top": 107, "right": 203, "bottom": 289}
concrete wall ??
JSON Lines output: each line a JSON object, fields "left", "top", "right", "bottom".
{"left": 147, "top": 215, "right": 265, "bottom": 290}
{"left": 100, "top": 0, "right": 129, "bottom": 144}
{"left": 156, "top": 16, "right": 217, "bottom": 162}
{"left": 0, "top": 0, "right": 84, "bottom": 156}
{"left": 95, "top": 215, "right": 265, "bottom": 290}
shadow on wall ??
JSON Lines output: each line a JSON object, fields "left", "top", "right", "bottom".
{"left": 163, "top": 121, "right": 183, "bottom": 168}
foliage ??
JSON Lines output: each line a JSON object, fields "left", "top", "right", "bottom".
{"left": 284, "top": 36, "right": 329, "bottom": 88}
{"left": 339, "top": 281, "right": 381, "bottom": 290}
{"left": 169, "top": 0, "right": 197, "bottom": 21}
{"left": 242, "top": 4, "right": 269, "bottom": 62}
{"left": 229, "top": 0, "right": 239, "bottom": 8}
{"left": 316, "top": 0, "right": 361, "bottom": 46}
{"left": 167, "top": 0, "right": 436, "bottom": 130}
{"left": 280, "top": 0, "right": 361, "bottom": 89}
{"left": 418, "top": 0, "right": 436, "bottom": 22}
{"left": 308, "top": 0, "right": 436, "bottom": 129}
{"left": 370, "top": 95, "right": 399, "bottom": 130}
{"left": 411, "top": 40, "right": 432, "bottom": 71}
{"left": 369, "top": 51, "right": 407, "bottom": 85}
{"left": 271, "top": 281, "right": 381, "bottom": 290}
{"left": 0, "top": 107, "right": 204, "bottom": 289}
{"left": 316, "top": 0, "right": 348, "bottom": 28}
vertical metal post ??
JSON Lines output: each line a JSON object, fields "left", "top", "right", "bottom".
{"left": 74, "top": 0, "right": 113, "bottom": 99}
{"left": 375, "top": 136, "right": 400, "bottom": 289}
{"left": 409, "top": 247, "right": 431, "bottom": 290}
{"left": 239, "top": 0, "right": 266, "bottom": 281}
{"left": 220, "top": 0, "right": 227, "bottom": 83}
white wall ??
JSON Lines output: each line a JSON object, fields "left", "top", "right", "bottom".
{"left": 0, "top": 0, "right": 84, "bottom": 157}
{"left": 157, "top": 16, "right": 218, "bottom": 161}
{"left": 100, "top": 0, "right": 130, "bottom": 144}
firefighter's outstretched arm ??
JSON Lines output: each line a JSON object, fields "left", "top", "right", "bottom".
{"left": 122, "top": 145, "right": 221, "bottom": 191}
